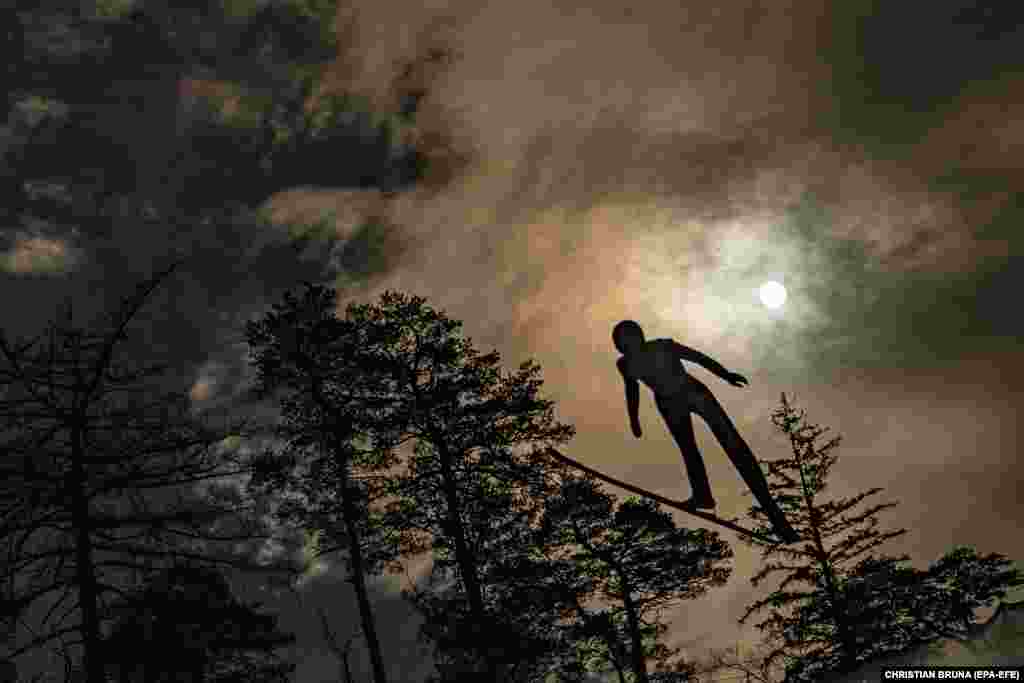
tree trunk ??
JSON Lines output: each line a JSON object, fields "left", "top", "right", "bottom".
{"left": 437, "top": 447, "right": 495, "bottom": 678}
{"left": 342, "top": 646, "right": 354, "bottom": 683}
{"left": 803, "top": 483, "right": 857, "bottom": 671}
{"left": 609, "top": 651, "right": 628, "bottom": 683}
{"left": 618, "top": 574, "right": 650, "bottom": 683}
{"left": 339, "top": 458, "right": 389, "bottom": 683}
{"left": 70, "top": 418, "right": 104, "bottom": 683}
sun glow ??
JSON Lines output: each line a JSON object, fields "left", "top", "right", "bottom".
{"left": 758, "top": 280, "right": 787, "bottom": 309}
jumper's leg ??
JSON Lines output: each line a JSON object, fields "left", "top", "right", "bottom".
{"left": 694, "top": 391, "right": 799, "bottom": 542}
{"left": 655, "top": 393, "right": 715, "bottom": 508}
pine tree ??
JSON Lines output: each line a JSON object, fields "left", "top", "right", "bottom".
{"left": 336, "top": 289, "right": 576, "bottom": 680}
{"left": 539, "top": 474, "right": 733, "bottom": 683}
{"left": 737, "top": 393, "right": 906, "bottom": 678}
{"left": 739, "top": 393, "right": 1023, "bottom": 681}
{"left": 0, "top": 265, "right": 281, "bottom": 683}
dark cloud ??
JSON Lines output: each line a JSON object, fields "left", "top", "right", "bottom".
{"left": 825, "top": 0, "right": 1024, "bottom": 149}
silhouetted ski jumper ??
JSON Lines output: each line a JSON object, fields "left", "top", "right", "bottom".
{"left": 613, "top": 320, "right": 798, "bottom": 543}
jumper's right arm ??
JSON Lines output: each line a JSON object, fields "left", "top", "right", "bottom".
{"left": 617, "top": 358, "right": 642, "bottom": 436}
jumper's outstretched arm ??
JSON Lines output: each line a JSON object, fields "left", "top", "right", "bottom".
{"left": 671, "top": 342, "right": 733, "bottom": 382}
{"left": 542, "top": 448, "right": 791, "bottom": 544}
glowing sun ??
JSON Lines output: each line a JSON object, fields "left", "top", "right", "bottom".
{"left": 758, "top": 281, "right": 787, "bottom": 309}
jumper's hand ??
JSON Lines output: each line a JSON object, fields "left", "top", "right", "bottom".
{"left": 631, "top": 421, "right": 642, "bottom": 438}
{"left": 725, "top": 372, "right": 749, "bottom": 388}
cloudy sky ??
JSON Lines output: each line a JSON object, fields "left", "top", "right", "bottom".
{"left": 4, "top": 0, "right": 1022, "bottom": 680}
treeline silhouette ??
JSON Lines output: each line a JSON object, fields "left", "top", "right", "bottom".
{"left": 3, "top": 273, "right": 1021, "bottom": 682}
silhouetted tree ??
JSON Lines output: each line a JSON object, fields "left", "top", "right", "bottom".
{"left": 0, "top": 265, "right": 281, "bottom": 682}
{"left": 102, "top": 562, "right": 294, "bottom": 682}
{"left": 330, "top": 291, "right": 576, "bottom": 680}
{"left": 244, "top": 283, "right": 398, "bottom": 683}
{"left": 537, "top": 474, "right": 733, "bottom": 683}
{"left": 739, "top": 393, "right": 1023, "bottom": 681}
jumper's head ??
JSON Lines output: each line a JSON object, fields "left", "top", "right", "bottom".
{"left": 612, "top": 320, "right": 645, "bottom": 355}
